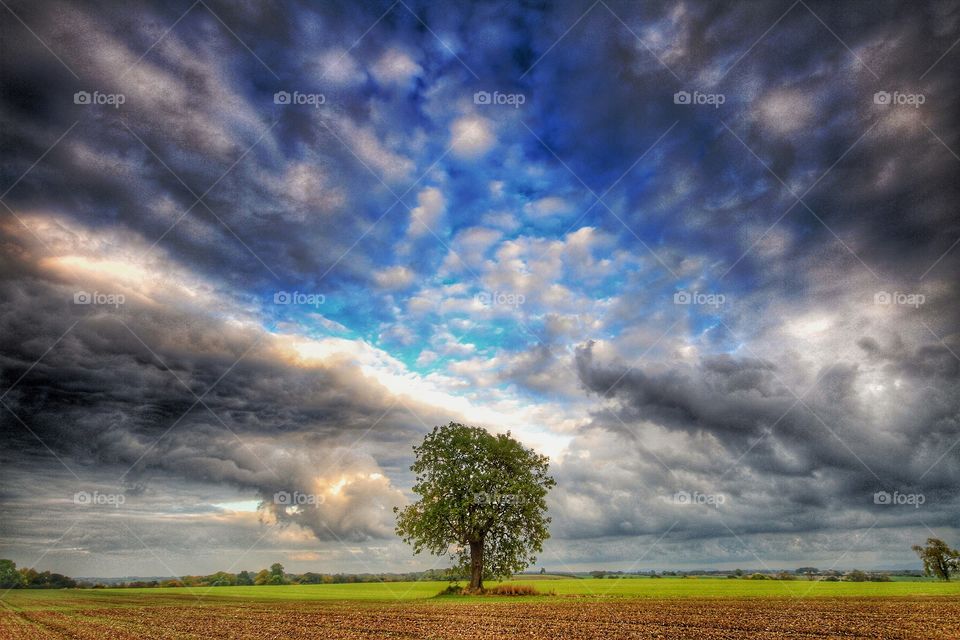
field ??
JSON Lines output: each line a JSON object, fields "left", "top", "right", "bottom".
{"left": 3, "top": 578, "right": 960, "bottom": 639}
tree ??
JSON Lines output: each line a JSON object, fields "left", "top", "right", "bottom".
{"left": 0, "top": 560, "right": 23, "bottom": 589}
{"left": 912, "top": 538, "right": 960, "bottom": 581}
{"left": 394, "top": 422, "right": 555, "bottom": 590}
{"left": 266, "top": 563, "right": 287, "bottom": 585}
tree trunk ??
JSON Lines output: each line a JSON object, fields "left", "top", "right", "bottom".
{"left": 469, "top": 539, "right": 484, "bottom": 590}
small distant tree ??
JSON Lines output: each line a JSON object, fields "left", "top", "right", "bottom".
{"left": 845, "top": 569, "right": 868, "bottom": 582}
{"left": 734, "top": 568, "right": 743, "bottom": 577}
{"left": 912, "top": 538, "right": 960, "bottom": 581}
{"left": 395, "top": 423, "right": 555, "bottom": 590}
{"left": 236, "top": 570, "right": 253, "bottom": 586}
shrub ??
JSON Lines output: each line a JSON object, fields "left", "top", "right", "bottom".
{"left": 748, "top": 573, "right": 768, "bottom": 580}
{"left": 487, "top": 583, "right": 547, "bottom": 596}
{"left": 439, "top": 583, "right": 550, "bottom": 597}
{"left": 844, "top": 570, "right": 868, "bottom": 582}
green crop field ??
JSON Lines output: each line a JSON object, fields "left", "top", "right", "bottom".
{"left": 4, "top": 577, "right": 960, "bottom": 609}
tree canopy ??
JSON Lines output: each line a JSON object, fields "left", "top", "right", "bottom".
{"left": 394, "top": 422, "right": 555, "bottom": 590}
{"left": 912, "top": 538, "right": 960, "bottom": 581}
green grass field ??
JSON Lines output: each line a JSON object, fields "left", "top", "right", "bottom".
{"left": 4, "top": 576, "right": 959, "bottom": 611}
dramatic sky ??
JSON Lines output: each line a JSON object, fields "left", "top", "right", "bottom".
{"left": 1, "top": 0, "right": 958, "bottom": 577}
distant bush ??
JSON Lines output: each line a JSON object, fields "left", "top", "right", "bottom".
{"left": 821, "top": 576, "right": 840, "bottom": 582}
{"left": 726, "top": 574, "right": 738, "bottom": 579}
{"left": 748, "top": 573, "right": 768, "bottom": 580}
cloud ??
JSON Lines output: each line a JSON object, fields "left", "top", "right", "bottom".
{"left": 373, "top": 265, "right": 416, "bottom": 290}
{"left": 450, "top": 116, "right": 495, "bottom": 158}
{"left": 370, "top": 49, "right": 422, "bottom": 88}
{"left": 405, "top": 186, "right": 446, "bottom": 238}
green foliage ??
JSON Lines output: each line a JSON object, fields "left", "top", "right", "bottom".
{"left": 15, "top": 567, "right": 76, "bottom": 588}
{"left": 912, "top": 538, "right": 960, "bottom": 581}
{"left": 394, "top": 422, "right": 555, "bottom": 589}
{"left": 0, "top": 559, "right": 23, "bottom": 588}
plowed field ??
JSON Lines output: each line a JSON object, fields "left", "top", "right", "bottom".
{"left": 3, "top": 596, "right": 959, "bottom": 639}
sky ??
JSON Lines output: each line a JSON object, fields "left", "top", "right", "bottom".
{"left": 0, "top": 0, "right": 958, "bottom": 578}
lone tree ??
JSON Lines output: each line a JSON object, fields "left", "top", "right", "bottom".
{"left": 912, "top": 538, "right": 960, "bottom": 581}
{"left": 394, "top": 422, "right": 555, "bottom": 590}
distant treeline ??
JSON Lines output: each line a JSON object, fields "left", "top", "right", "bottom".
{"left": 0, "top": 559, "right": 457, "bottom": 589}
{"left": 0, "top": 560, "right": 78, "bottom": 589}
{"left": 0, "top": 559, "right": 921, "bottom": 589}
